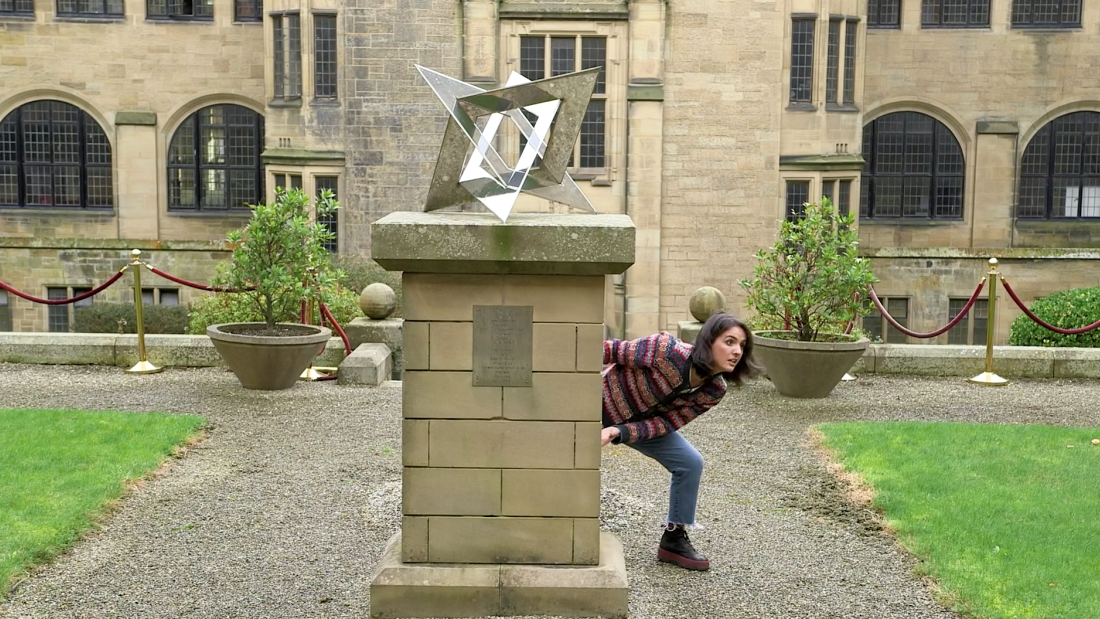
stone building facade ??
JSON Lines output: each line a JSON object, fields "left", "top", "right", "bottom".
{"left": 1, "top": 0, "right": 1097, "bottom": 342}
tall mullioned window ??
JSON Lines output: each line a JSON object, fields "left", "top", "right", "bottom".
{"left": 825, "top": 18, "right": 859, "bottom": 107}
{"left": 0, "top": 100, "right": 113, "bottom": 210}
{"left": 1018, "top": 111, "right": 1100, "bottom": 219}
{"left": 1011, "top": 0, "right": 1080, "bottom": 26}
{"left": 147, "top": 0, "right": 212, "bottom": 20}
{"left": 0, "top": 290, "right": 11, "bottom": 331}
{"left": 948, "top": 298, "right": 988, "bottom": 344}
{"left": 826, "top": 21, "right": 841, "bottom": 105}
{"left": 843, "top": 21, "right": 857, "bottom": 104}
{"left": 57, "top": 0, "right": 124, "bottom": 16}
{"left": 868, "top": 0, "right": 901, "bottom": 27}
{"left": 519, "top": 35, "right": 607, "bottom": 169}
{"left": 860, "top": 111, "right": 964, "bottom": 219}
{"left": 314, "top": 14, "right": 338, "bottom": 99}
{"left": 0, "top": 0, "right": 34, "bottom": 15}
{"left": 167, "top": 104, "right": 264, "bottom": 212}
{"left": 922, "top": 0, "right": 990, "bottom": 26}
{"left": 789, "top": 18, "right": 815, "bottom": 104}
{"left": 272, "top": 13, "right": 303, "bottom": 100}
{"left": 316, "top": 176, "right": 339, "bottom": 253}
{"left": 786, "top": 180, "right": 810, "bottom": 220}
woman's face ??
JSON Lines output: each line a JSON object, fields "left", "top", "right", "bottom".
{"left": 710, "top": 326, "right": 747, "bottom": 374}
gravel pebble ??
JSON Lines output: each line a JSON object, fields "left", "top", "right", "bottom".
{"left": 0, "top": 364, "right": 1097, "bottom": 619}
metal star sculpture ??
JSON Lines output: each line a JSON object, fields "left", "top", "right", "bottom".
{"left": 416, "top": 65, "right": 601, "bottom": 222}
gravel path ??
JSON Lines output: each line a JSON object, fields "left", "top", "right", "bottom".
{"left": 0, "top": 364, "right": 1097, "bottom": 619}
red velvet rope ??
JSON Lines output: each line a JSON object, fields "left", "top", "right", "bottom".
{"left": 1001, "top": 278, "right": 1100, "bottom": 335}
{"left": 868, "top": 281, "right": 986, "bottom": 339}
{"left": 145, "top": 265, "right": 253, "bottom": 292}
{"left": 0, "top": 269, "right": 126, "bottom": 305}
{"left": 320, "top": 302, "right": 353, "bottom": 356}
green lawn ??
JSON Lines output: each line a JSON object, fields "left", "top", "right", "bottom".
{"left": 0, "top": 409, "right": 204, "bottom": 595}
{"left": 817, "top": 422, "right": 1100, "bottom": 619}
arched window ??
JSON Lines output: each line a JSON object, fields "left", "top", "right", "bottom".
{"left": 168, "top": 104, "right": 264, "bottom": 212}
{"left": 860, "top": 112, "right": 965, "bottom": 219}
{"left": 1018, "top": 112, "right": 1100, "bottom": 219}
{"left": 0, "top": 100, "right": 113, "bottom": 209}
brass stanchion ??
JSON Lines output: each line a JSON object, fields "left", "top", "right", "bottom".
{"left": 968, "top": 257, "right": 1008, "bottom": 386}
{"left": 126, "top": 249, "right": 163, "bottom": 374}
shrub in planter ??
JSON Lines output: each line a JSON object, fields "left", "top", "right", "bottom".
{"left": 187, "top": 285, "right": 362, "bottom": 335}
{"left": 1008, "top": 286, "right": 1100, "bottom": 348}
{"left": 740, "top": 198, "right": 876, "bottom": 342}
{"left": 74, "top": 302, "right": 189, "bottom": 334}
{"left": 211, "top": 187, "right": 344, "bottom": 335}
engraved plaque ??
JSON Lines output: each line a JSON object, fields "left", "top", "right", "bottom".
{"left": 472, "top": 305, "right": 533, "bottom": 387}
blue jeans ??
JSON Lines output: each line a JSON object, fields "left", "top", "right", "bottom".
{"left": 625, "top": 431, "right": 704, "bottom": 527}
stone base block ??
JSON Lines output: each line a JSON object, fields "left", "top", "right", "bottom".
{"left": 343, "top": 317, "right": 404, "bottom": 379}
{"left": 338, "top": 343, "right": 393, "bottom": 386}
{"left": 369, "top": 531, "right": 629, "bottom": 619}
{"left": 676, "top": 320, "right": 702, "bottom": 345}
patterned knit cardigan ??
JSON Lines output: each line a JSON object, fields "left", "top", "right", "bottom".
{"left": 602, "top": 332, "right": 727, "bottom": 444}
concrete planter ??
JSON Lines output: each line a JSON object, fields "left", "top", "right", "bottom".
{"left": 754, "top": 330, "right": 870, "bottom": 399}
{"left": 207, "top": 323, "right": 332, "bottom": 390}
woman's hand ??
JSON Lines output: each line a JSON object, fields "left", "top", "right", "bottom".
{"left": 600, "top": 426, "right": 621, "bottom": 447}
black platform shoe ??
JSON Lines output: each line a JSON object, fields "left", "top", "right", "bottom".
{"left": 657, "top": 524, "right": 710, "bottom": 571}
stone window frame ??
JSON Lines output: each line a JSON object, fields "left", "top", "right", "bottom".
{"left": 140, "top": 287, "right": 181, "bottom": 305}
{"left": 860, "top": 111, "right": 966, "bottom": 221}
{"left": 313, "top": 11, "right": 338, "bottom": 100}
{"left": 46, "top": 285, "right": 92, "bottom": 332}
{"left": 166, "top": 104, "right": 266, "bottom": 213}
{"left": 921, "top": 0, "right": 991, "bottom": 28}
{"left": 234, "top": 0, "right": 260, "bottom": 21}
{"left": 56, "top": 0, "right": 124, "bottom": 18}
{"left": 820, "top": 177, "right": 857, "bottom": 217}
{"left": 788, "top": 16, "right": 816, "bottom": 106}
{"left": 0, "top": 99, "right": 114, "bottom": 211}
{"left": 0, "top": 0, "right": 34, "bottom": 16}
{"left": 146, "top": 0, "right": 212, "bottom": 21}
{"left": 270, "top": 12, "right": 304, "bottom": 102}
{"left": 824, "top": 16, "right": 860, "bottom": 111}
{"left": 265, "top": 166, "right": 344, "bottom": 252}
{"left": 500, "top": 20, "right": 627, "bottom": 181}
{"left": 1010, "top": 0, "right": 1081, "bottom": 28}
{"left": 1017, "top": 111, "right": 1100, "bottom": 220}
{"left": 862, "top": 295, "right": 910, "bottom": 343}
{"left": 947, "top": 296, "right": 988, "bottom": 344}
{"left": 0, "top": 290, "right": 11, "bottom": 332}
{"left": 868, "top": 0, "right": 901, "bottom": 28}
{"left": 784, "top": 178, "right": 812, "bottom": 220}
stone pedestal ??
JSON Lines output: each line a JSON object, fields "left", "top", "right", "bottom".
{"left": 369, "top": 212, "right": 635, "bottom": 619}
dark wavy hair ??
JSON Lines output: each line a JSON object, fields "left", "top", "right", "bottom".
{"left": 688, "top": 311, "right": 761, "bottom": 386}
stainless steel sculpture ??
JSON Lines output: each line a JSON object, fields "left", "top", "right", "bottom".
{"left": 416, "top": 65, "right": 601, "bottom": 222}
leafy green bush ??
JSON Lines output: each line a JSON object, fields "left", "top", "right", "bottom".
{"left": 187, "top": 285, "right": 362, "bottom": 335}
{"left": 211, "top": 188, "right": 343, "bottom": 333}
{"left": 73, "top": 303, "right": 190, "bottom": 334}
{"left": 740, "top": 198, "right": 876, "bottom": 341}
{"left": 1008, "top": 286, "right": 1100, "bottom": 348}
{"left": 333, "top": 253, "right": 402, "bottom": 318}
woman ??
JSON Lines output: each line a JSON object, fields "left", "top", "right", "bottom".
{"left": 601, "top": 311, "right": 759, "bottom": 571}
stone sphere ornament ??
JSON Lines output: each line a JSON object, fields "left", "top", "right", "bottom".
{"left": 360, "top": 283, "right": 397, "bottom": 320}
{"left": 689, "top": 286, "right": 727, "bottom": 322}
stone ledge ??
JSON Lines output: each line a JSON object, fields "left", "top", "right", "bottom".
{"left": 368, "top": 531, "right": 628, "bottom": 618}
{"left": 1, "top": 334, "right": 1098, "bottom": 379}
{"left": 371, "top": 212, "right": 636, "bottom": 276}
{"left": 0, "top": 333, "right": 346, "bottom": 368}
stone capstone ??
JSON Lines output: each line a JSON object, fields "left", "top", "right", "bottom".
{"left": 370, "top": 212, "right": 635, "bottom": 275}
